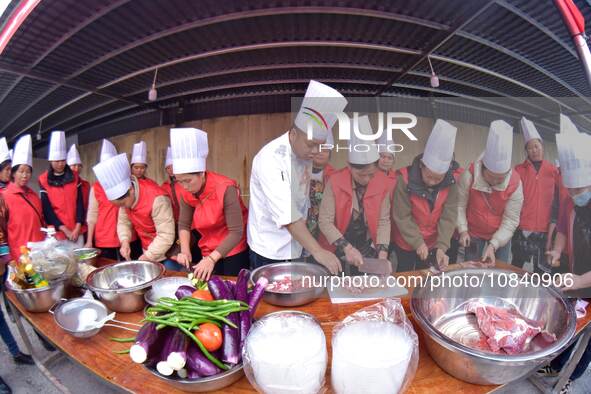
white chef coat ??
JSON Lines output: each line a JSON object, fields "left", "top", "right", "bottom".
{"left": 248, "top": 131, "right": 312, "bottom": 260}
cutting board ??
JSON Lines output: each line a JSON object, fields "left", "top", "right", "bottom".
{"left": 327, "top": 276, "right": 408, "bottom": 304}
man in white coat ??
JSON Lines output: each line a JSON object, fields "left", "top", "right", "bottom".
{"left": 247, "top": 80, "right": 348, "bottom": 274}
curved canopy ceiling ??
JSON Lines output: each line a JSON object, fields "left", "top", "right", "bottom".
{"left": 1, "top": 0, "right": 590, "bottom": 147}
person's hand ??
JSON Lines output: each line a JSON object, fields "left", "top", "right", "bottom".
{"left": 119, "top": 241, "right": 131, "bottom": 261}
{"left": 559, "top": 274, "right": 585, "bottom": 291}
{"left": 481, "top": 244, "right": 496, "bottom": 267}
{"left": 436, "top": 248, "right": 449, "bottom": 271}
{"left": 138, "top": 254, "right": 150, "bottom": 261}
{"left": 176, "top": 252, "right": 192, "bottom": 269}
{"left": 313, "top": 249, "right": 342, "bottom": 275}
{"left": 84, "top": 240, "right": 93, "bottom": 249}
{"left": 70, "top": 225, "right": 81, "bottom": 242}
{"left": 545, "top": 237, "right": 553, "bottom": 253}
{"left": 193, "top": 256, "right": 216, "bottom": 281}
{"left": 416, "top": 243, "right": 429, "bottom": 261}
{"left": 60, "top": 225, "right": 72, "bottom": 240}
{"left": 344, "top": 244, "right": 364, "bottom": 267}
{"left": 459, "top": 232, "right": 471, "bottom": 248}
{"left": 545, "top": 250, "right": 561, "bottom": 268}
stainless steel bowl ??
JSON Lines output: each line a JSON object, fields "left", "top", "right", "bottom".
{"left": 146, "top": 277, "right": 193, "bottom": 305}
{"left": 7, "top": 276, "right": 68, "bottom": 312}
{"left": 50, "top": 297, "right": 109, "bottom": 338}
{"left": 86, "top": 261, "right": 164, "bottom": 313}
{"left": 73, "top": 247, "right": 101, "bottom": 266}
{"left": 144, "top": 363, "right": 244, "bottom": 392}
{"left": 250, "top": 262, "right": 328, "bottom": 307}
{"left": 411, "top": 268, "right": 576, "bottom": 385}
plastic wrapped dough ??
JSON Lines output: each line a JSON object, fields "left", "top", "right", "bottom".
{"left": 331, "top": 298, "right": 419, "bottom": 394}
{"left": 243, "top": 311, "right": 327, "bottom": 394}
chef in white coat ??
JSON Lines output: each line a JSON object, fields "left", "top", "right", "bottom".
{"left": 247, "top": 80, "right": 348, "bottom": 274}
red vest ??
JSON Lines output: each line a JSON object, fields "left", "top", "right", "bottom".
{"left": 3, "top": 183, "right": 45, "bottom": 261}
{"left": 80, "top": 178, "right": 90, "bottom": 212}
{"left": 466, "top": 163, "right": 521, "bottom": 241}
{"left": 38, "top": 170, "right": 83, "bottom": 240}
{"left": 126, "top": 179, "right": 168, "bottom": 250}
{"left": 183, "top": 172, "right": 248, "bottom": 257}
{"left": 391, "top": 167, "right": 455, "bottom": 251}
{"left": 161, "top": 179, "right": 191, "bottom": 223}
{"left": 514, "top": 160, "right": 558, "bottom": 232}
{"left": 319, "top": 168, "right": 390, "bottom": 252}
{"left": 93, "top": 182, "right": 121, "bottom": 248}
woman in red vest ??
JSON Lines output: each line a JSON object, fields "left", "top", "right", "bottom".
{"left": 93, "top": 153, "right": 176, "bottom": 265}
{"left": 319, "top": 116, "right": 391, "bottom": 275}
{"left": 511, "top": 117, "right": 560, "bottom": 273}
{"left": 458, "top": 121, "right": 523, "bottom": 265}
{"left": 67, "top": 144, "right": 90, "bottom": 212}
{"left": 171, "top": 128, "right": 249, "bottom": 280}
{"left": 39, "top": 131, "right": 85, "bottom": 245}
{"left": 392, "top": 120, "right": 459, "bottom": 272}
{"left": 0, "top": 139, "right": 11, "bottom": 191}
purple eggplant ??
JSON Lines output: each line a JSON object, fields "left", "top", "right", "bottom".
{"left": 155, "top": 327, "right": 182, "bottom": 376}
{"left": 235, "top": 269, "right": 251, "bottom": 348}
{"left": 207, "top": 276, "right": 232, "bottom": 300}
{"left": 248, "top": 277, "right": 269, "bottom": 317}
{"left": 225, "top": 280, "right": 236, "bottom": 298}
{"left": 165, "top": 328, "right": 189, "bottom": 371}
{"left": 129, "top": 322, "right": 160, "bottom": 364}
{"left": 175, "top": 285, "right": 196, "bottom": 300}
{"left": 186, "top": 342, "right": 222, "bottom": 377}
{"left": 144, "top": 327, "right": 171, "bottom": 369}
{"left": 187, "top": 370, "right": 202, "bottom": 380}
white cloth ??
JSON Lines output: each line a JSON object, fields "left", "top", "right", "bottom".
{"left": 131, "top": 141, "right": 147, "bottom": 165}
{"left": 483, "top": 120, "right": 513, "bottom": 174}
{"left": 100, "top": 139, "right": 117, "bottom": 162}
{"left": 248, "top": 132, "right": 312, "bottom": 260}
{"left": 48, "top": 131, "right": 67, "bottom": 161}
{"left": 294, "top": 80, "right": 348, "bottom": 141}
{"left": 165, "top": 146, "right": 173, "bottom": 167}
{"left": 12, "top": 134, "right": 33, "bottom": 167}
{"left": 67, "top": 144, "right": 82, "bottom": 166}
{"left": 8, "top": 149, "right": 12, "bottom": 161}
{"left": 560, "top": 114, "right": 580, "bottom": 135}
{"left": 0, "top": 138, "right": 10, "bottom": 163}
{"left": 556, "top": 133, "right": 591, "bottom": 188}
{"left": 92, "top": 153, "right": 132, "bottom": 200}
{"left": 348, "top": 115, "right": 379, "bottom": 165}
{"left": 170, "top": 128, "right": 208, "bottom": 174}
{"left": 422, "top": 119, "right": 457, "bottom": 174}
{"left": 520, "top": 117, "right": 541, "bottom": 143}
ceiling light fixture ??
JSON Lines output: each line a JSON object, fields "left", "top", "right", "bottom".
{"left": 427, "top": 56, "right": 439, "bottom": 88}
{"left": 148, "top": 68, "right": 158, "bottom": 101}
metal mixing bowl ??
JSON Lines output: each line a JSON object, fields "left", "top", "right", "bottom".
{"left": 250, "top": 262, "right": 328, "bottom": 307}
{"left": 411, "top": 268, "right": 576, "bottom": 385}
{"left": 73, "top": 247, "right": 101, "bottom": 266}
{"left": 7, "top": 276, "right": 69, "bottom": 312}
{"left": 86, "top": 261, "right": 164, "bottom": 313}
{"left": 144, "top": 363, "right": 244, "bottom": 392}
{"left": 50, "top": 297, "right": 109, "bottom": 338}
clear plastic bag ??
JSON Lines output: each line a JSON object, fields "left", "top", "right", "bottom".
{"left": 243, "top": 311, "right": 327, "bottom": 394}
{"left": 331, "top": 298, "right": 419, "bottom": 394}
{"left": 28, "top": 235, "right": 77, "bottom": 281}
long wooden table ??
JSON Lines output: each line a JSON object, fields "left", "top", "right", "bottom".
{"left": 6, "top": 259, "right": 591, "bottom": 394}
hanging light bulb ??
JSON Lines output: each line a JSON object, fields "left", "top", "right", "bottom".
{"left": 148, "top": 68, "right": 158, "bottom": 101}
{"left": 427, "top": 56, "right": 439, "bottom": 88}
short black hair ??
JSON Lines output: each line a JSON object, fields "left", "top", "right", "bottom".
{"left": 0, "top": 160, "right": 11, "bottom": 172}
{"left": 349, "top": 161, "right": 378, "bottom": 170}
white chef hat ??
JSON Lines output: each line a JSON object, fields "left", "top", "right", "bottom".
{"left": 12, "top": 134, "right": 33, "bottom": 168}
{"left": 93, "top": 153, "right": 132, "bottom": 200}
{"left": 294, "top": 80, "right": 348, "bottom": 141}
{"left": 100, "top": 139, "right": 117, "bottom": 162}
{"left": 422, "top": 119, "right": 457, "bottom": 174}
{"left": 48, "top": 131, "right": 67, "bottom": 161}
{"left": 131, "top": 141, "right": 148, "bottom": 165}
{"left": 0, "top": 138, "right": 10, "bottom": 163}
{"left": 483, "top": 120, "right": 513, "bottom": 174}
{"left": 520, "top": 116, "right": 542, "bottom": 144}
{"left": 556, "top": 132, "right": 591, "bottom": 189}
{"left": 560, "top": 114, "right": 580, "bottom": 135}
{"left": 376, "top": 124, "right": 395, "bottom": 157}
{"left": 67, "top": 144, "right": 82, "bottom": 166}
{"left": 8, "top": 149, "right": 13, "bottom": 161}
{"left": 165, "top": 146, "right": 173, "bottom": 167}
{"left": 348, "top": 115, "right": 380, "bottom": 165}
{"left": 170, "top": 128, "right": 209, "bottom": 174}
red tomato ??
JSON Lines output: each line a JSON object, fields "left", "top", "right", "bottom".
{"left": 192, "top": 289, "right": 213, "bottom": 301}
{"left": 194, "top": 323, "right": 223, "bottom": 352}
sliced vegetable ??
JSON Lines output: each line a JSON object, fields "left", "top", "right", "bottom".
{"left": 129, "top": 322, "right": 160, "bottom": 364}
{"left": 177, "top": 368, "right": 188, "bottom": 379}
{"left": 175, "top": 285, "right": 196, "bottom": 300}
{"left": 194, "top": 323, "right": 223, "bottom": 352}
{"left": 156, "top": 360, "right": 175, "bottom": 376}
{"left": 186, "top": 342, "right": 222, "bottom": 377}
{"left": 191, "top": 289, "right": 214, "bottom": 301}
{"left": 166, "top": 329, "right": 189, "bottom": 371}
{"left": 248, "top": 277, "right": 269, "bottom": 316}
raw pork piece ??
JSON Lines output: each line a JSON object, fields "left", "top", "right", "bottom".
{"left": 466, "top": 301, "right": 557, "bottom": 354}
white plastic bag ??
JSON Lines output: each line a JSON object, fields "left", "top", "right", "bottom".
{"left": 331, "top": 298, "right": 419, "bottom": 394}
{"left": 243, "top": 311, "right": 327, "bottom": 394}
{"left": 28, "top": 236, "right": 77, "bottom": 281}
